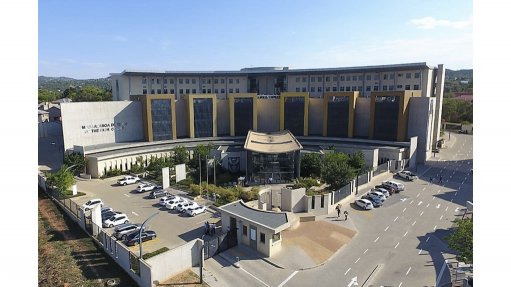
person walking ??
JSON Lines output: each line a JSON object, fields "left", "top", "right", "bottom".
{"left": 429, "top": 176, "right": 433, "bottom": 184}
{"left": 344, "top": 210, "right": 349, "bottom": 221}
{"left": 205, "top": 221, "right": 210, "bottom": 235}
{"left": 439, "top": 175, "right": 443, "bottom": 184}
{"left": 336, "top": 204, "right": 341, "bottom": 218}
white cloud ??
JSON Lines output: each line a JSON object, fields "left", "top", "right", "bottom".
{"left": 409, "top": 16, "right": 471, "bottom": 29}
{"left": 113, "top": 35, "right": 128, "bottom": 42}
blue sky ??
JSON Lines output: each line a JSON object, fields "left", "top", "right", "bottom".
{"left": 39, "top": 0, "right": 473, "bottom": 79}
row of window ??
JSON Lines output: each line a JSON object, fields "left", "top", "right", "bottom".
{"left": 142, "top": 78, "right": 242, "bottom": 85}
{"left": 241, "top": 226, "right": 281, "bottom": 244}
{"left": 294, "top": 84, "right": 420, "bottom": 93}
{"left": 294, "top": 72, "right": 420, "bottom": 83}
{"left": 142, "top": 87, "right": 241, "bottom": 95}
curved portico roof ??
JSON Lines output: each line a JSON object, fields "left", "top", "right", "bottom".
{"left": 244, "top": 130, "right": 303, "bottom": 154}
{"left": 219, "top": 200, "right": 290, "bottom": 232}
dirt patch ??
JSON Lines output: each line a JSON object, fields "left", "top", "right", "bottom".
{"left": 281, "top": 221, "right": 356, "bottom": 264}
{"left": 157, "top": 269, "right": 209, "bottom": 286}
{"left": 38, "top": 189, "right": 137, "bottom": 287}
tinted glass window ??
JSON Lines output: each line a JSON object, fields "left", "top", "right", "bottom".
{"left": 193, "top": 98, "right": 213, "bottom": 137}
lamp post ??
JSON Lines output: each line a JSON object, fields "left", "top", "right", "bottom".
{"left": 199, "top": 154, "right": 202, "bottom": 197}
{"left": 139, "top": 212, "right": 159, "bottom": 258}
{"left": 206, "top": 155, "right": 209, "bottom": 200}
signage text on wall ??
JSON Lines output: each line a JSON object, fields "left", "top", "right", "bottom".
{"left": 81, "top": 122, "right": 128, "bottom": 134}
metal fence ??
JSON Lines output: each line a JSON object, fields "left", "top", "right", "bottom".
{"left": 332, "top": 183, "right": 352, "bottom": 203}
{"left": 203, "top": 230, "right": 238, "bottom": 260}
{"left": 357, "top": 173, "right": 369, "bottom": 186}
{"left": 373, "top": 162, "right": 389, "bottom": 176}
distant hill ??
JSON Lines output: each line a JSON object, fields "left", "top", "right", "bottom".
{"left": 445, "top": 69, "right": 472, "bottom": 81}
{"left": 38, "top": 76, "right": 111, "bottom": 92}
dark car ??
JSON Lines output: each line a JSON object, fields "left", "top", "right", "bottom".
{"left": 375, "top": 184, "right": 396, "bottom": 195}
{"left": 368, "top": 196, "right": 383, "bottom": 207}
{"left": 149, "top": 189, "right": 170, "bottom": 199}
{"left": 101, "top": 211, "right": 121, "bottom": 222}
{"left": 124, "top": 230, "right": 157, "bottom": 246}
{"left": 112, "top": 223, "right": 143, "bottom": 240}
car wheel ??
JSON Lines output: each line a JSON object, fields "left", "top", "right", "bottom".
{"left": 124, "top": 220, "right": 128, "bottom": 224}
{"left": 109, "top": 224, "right": 113, "bottom": 228}
{"left": 123, "top": 182, "right": 127, "bottom": 186}
{"left": 134, "top": 241, "right": 139, "bottom": 246}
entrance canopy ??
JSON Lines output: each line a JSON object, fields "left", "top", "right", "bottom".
{"left": 244, "top": 130, "right": 303, "bottom": 154}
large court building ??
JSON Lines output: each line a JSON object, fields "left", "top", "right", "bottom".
{"left": 60, "top": 62, "right": 445, "bottom": 179}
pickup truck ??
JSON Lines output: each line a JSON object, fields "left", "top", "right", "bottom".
{"left": 136, "top": 182, "right": 159, "bottom": 193}
{"left": 117, "top": 175, "right": 140, "bottom": 186}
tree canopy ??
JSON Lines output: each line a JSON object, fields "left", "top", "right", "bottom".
{"left": 45, "top": 166, "right": 75, "bottom": 195}
{"left": 63, "top": 152, "right": 86, "bottom": 175}
{"left": 446, "top": 218, "right": 473, "bottom": 264}
{"left": 442, "top": 98, "right": 473, "bottom": 124}
{"left": 321, "top": 152, "right": 356, "bottom": 190}
{"left": 300, "top": 153, "right": 322, "bottom": 178}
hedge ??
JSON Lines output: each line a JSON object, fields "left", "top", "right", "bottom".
{"left": 142, "top": 247, "right": 170, "bottom": 260}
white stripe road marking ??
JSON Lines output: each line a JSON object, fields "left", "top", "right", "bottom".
{"left": 445, "top": 206, "right": 449, "bottom": 211}
{"left": 418, "top": 249, "right": 422, "bottom": 254}
{"left": 420, "top": 211, "right": 424, "bottom": 217}
{"left": 385, "top": 226, "right": 389, "bottom": 231}
{"left": 409, "top": 200, "right": 414, "bottom": 205}
{"left": 364, "top": 249, "right": 369, "bottom": 254}
{"left": 436, "top": 260, "right": 449, "bottom": 287}
{"left": 440, "top": 215, "right": 443, "bottom": 220}
{"left": 394, "top": 216, "right": 399, "bottom": 222}
{"left": 403, "top": 231, "right": 408, "bottom": 237}
{"left": 399, "top": 282, "right": 403, "bottom": 287}
{"left": 454, "top": 192, "right": 458, "bottom": 196}
{"left": 132, "top": 211, "right": 139, "bottom": 216}
{"left": 242, "top": 267, "right": 271, "bottom": 287}
{"left": 403, "top": 208, "right": 407, "bottom": 213}
{"left": 123, "top": 194, "right": 130, "bottom": 197}
{"left": 355, "top": 257, "right": 361, "bottom": 263}
{"left": 394, "top": 242, "right": 400, "bottom": 249}
{"left": 418, "top": 201, "right": 423, "bottom": 206}
{"left": 422, "top": 187, "right": 427, "bottom": 191}
{"left": 417, "top": 193, "right": 420, "bottom": 197}
{"left": 277, "top": 270, "right": 298, "bottom": 287}
{"left": 455, "top": 207, "right": 459, "bottom": 212}
{"left": 426, "top": 236, "right": 430, "bottom": 242}
{"left": 433, "top": 225, "right": 437, "bottom": 230}
{"left": 374, "top": 237, "right": 380, "bottom": 242}
{"left": 412, "top": 220, "right": 417, "bottom": 226}
{"left": 406, "top": 267, "right": 412, "bottom": 275}
{"left": 426, "top": 203, "right": 430, "bottom": 208}
{"left": 436, "top": 204, "right": 441, "bottom": 209}
{"left": 344, "top": 268, "right": 351, "bottom": 275}
{"left": 451, "top": 199, "right": 454, "bottom": 202}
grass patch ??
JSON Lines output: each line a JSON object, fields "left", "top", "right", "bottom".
{"left": 159, "top": 269, "right": 209, "bottom": 286}
{"left": 61, "top": 191, "right": 86, "bottom": 198}
{"left": 142, "top": 247, "right": 170, "bottom": 260}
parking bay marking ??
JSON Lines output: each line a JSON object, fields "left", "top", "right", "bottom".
{"left": 123, "top": 194, "right": 130, "bottom": 198}
{"left": 420, "top": 211, "right": 424, "bottom": 217}
{"left": 406, "top": 267, "right": 412, "bottom": 275}
{"left": 364, "top": 249, "right": 369, "bottom": 254}
{"left": 344, "top": 268, "right": 351, "bottom": 275}
{"left": 384, "top": 226, "right": 389, "bottom": 231}
{"left": 394, "top": 242, "right": 400, "bottom": 249}
{"left": 355, "top": 257, "right": 361, "bottom": 263}
{"left": 132, "top": 211, "right": 139, "bottom": 217}
{"left": 277, "top": 270, "right": 298, "bottom": 287}
{"left": 374, "top": 236, "right": 380, "bottom": 243}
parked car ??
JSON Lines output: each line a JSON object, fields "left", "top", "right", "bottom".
{"left": 355, "top": 199, "right": 374, "bottom": 210}
{"left": 159, "top": 195, "right": 179, "bottom": 206}
{"left": 367, "top": 191, "right": 386, "bottom": 202}
{"left": 103, "top": 213, "right": 130, "bottom": 228}
{"left": 112, "top": 223, "right": 143, "bottom": 240}
{"left": 165, "top": 198, "right": 185, "bottom": 210}
{"left": 136, "top": 182, "right": 158, "bottom": 193}
{"left": 149, "top": 189, "right": 170, "bottom": 199}
{"left": 382, "top": 180, "right": 404, "bottom": 192}
{"left": 374, "top": 187, "right": 390, "bottom": 197}
{"left": 176, "top": 200, "right": 193, "bottom": 213}
{"left": 179, "top": 201, "right": 199, "bottom": 213}
{"left": 375, "top": 184, "right": 396, "bottom": 195}
{"left": 117, "top": 175, "right": 140, "bottom": 186}
{"left": 124, "top": 230, "right": 157, "bottom": 246}
{"left": 368, "top": 196, "right": 383, "bottom": 207}
{"left": 101, "top": 210, "right": 121, "bottom": 221}
{"left": 397, "top": 171, "right": 418, "bottom": 181}
{"left": 186, "top": 205, "right": 207, "bottom": 217}
{"left": 82, "top": 199, "right": 103, "bottom": 211}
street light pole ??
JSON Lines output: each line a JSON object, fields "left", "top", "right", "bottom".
{"left": 206, "top": 155, "right": 209, "bottom": 200}
{"left": 199, "top": 154, "right": 202, "bottom": 197}
{"left": 139, "top": 212, "right": 159, "bottom": 258}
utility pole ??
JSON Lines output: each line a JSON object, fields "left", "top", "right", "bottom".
{"left": 199, "top": 154, "right": 202, "bottom": 197}
{"left": 206, "top": 155, "right": 209, "bottom": 200}
{"left": 139, "top": 212, "right": 159, "bottom": 258}
{"left": 213, "top": 156, "right": 216, "bottom": 186}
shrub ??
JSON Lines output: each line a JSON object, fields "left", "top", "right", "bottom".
{"left": 293, "top": 177, "right": 321, "bottom": 190}
{"left": 142, "top": 247, "right": 170, "bottom": 260}
{"left": 240, "top": 188, "right": 259, "bottom": 202}
{"left": 104, "top": 168, "right": 123, "bottom": 177}
{"left": 177, "top": 178, "right": 193, "bottom": 187}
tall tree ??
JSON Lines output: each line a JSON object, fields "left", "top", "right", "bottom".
{"left": 173, "top": 145, "right": 189, "bottom": 165}
{"left": 38, "top": 89, "right": 59, "bottom": 102}
{"left": 446, "top": 218, "right": 473, "bottom": 264}
{"left": 348, "top": 151, "right": 366, "bottom": 174}
{"left": 300, "top": 153, "right": 322, "bottom": 178}
{"left": 321, "top": 152, "right": 356, "bottom": 190}
{"left": 45, "top": 166, "right": 75, "bottom": 196}
{"left": 63, "top": 152, "right": 86, "bottom": 175}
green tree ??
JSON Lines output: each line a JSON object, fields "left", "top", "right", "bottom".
{"left": 321, "top": 152, "right": 356, "bottom": 190}
{"left": 45, "top": 166, "right": 75, "bottom": 196}
{"left": 63, "top": 152, "right": 85, "bottom": 175}
{"left": 173, "top": 145, "right": 188, "bottom": 165}
{"left": 446, "top": 218, "right": 473, "bottom": 264}
{"left": 442, "top": 98, "right": 473, "bottom": 124}
{"left": 300, "top": 153, "right": 322, "bottom": 178}
{"left": 348, "top": 151, "right": 366, "bottom": 174}
{"left": 130, "top": 156, "right": 145, "bottom": 173}
{"left": 38, "top": 89, "right": 59, "bottom": 103}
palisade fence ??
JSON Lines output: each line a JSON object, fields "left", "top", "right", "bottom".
{"left": 373, "top": 161, "right": 390, "bottom": 176}
{"left": 332, "top": 183, "right": 352, "bottom": 203}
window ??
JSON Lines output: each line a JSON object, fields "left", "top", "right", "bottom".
{"left": 340, "top": 76, "right": 345, "bottom": 81}
{"left": 192, "top": 89, "right": 197, "bottom": 93}
{"left": 221, "top": 79, "right": 225, "bottom": 84}
{"left": 318, "top": 87, "right": 322, "bottom": 92}
{"left": 346, "top": 76, "right": 351, "bottom": 81}
{"left": 215, "top": 79, "right": 219, "bottom": 84}
{"left": 202, "top": 79, "right": 207, "bottom": 84}
{"left": 374, "top": 86, "right": 379, "bottom": 91}
{"left": 202, "top": 89, "right": 206, "bottom": 93}
{"left": 397, "top": 85, "right": 403, "bottom": 89}
{"left": 260, "top": 232, "right": 266, "bottom": 244}
{"left": 229, "top": 79, "right": 233, "bottom": 84}
{"left": 366, "top": 86, "right": 371, "bottom": 91}
{"left": 296, "top": 87, "right": 300, "bottom": 92}
{"left": 415, "top": 72, "right": 420, "bottom": 78}
{"left": 326, "top": 87, "right": 330, "bottom": 92}
{"left": 333, "top": 76, "right": 338, "bottom": 81}
{"left": 236, "top": 79, "right": 240, "bottom": 84}
{"left": 143, "top": 89, "right": 147, "bottom": 94}
{"left": 142, "top": 78, "right": 147, "bottom": 84}
{"left": 186, "top": 89, "right": 190, "bottom": 94}
{"left": 383, "top": 74, "right": 388, "bottom": 80}
{"left": 358, "top": 86, "right": 363, "bottom": 91}
{"left": 366, "top": 75, "right": 371, "bottom": 80}
{"left": 352, "top": 86, "right": 356, "bottom": 91}
{"left": 311, "top": 77, "right": 315, "bottom": 82}
{"left": 273, "top": 233, "right": 281, "bottom": 241}
{"left": 310, "top": 87, "right": 315, "bottom": 92}
{"left": 326, "top": 76, "right": 330, "bottom": 82}
{"left": 383, "top": 85, "right": 388, "bottom": 91}
{"left": 296, "top": 77, "right": 300, "bottom": 83}
{"left": 414, "top": 84, "right": 420, "bottom": 90}
{"left": 340, "top": 86, "right": 345, "bottom": 91}
{"left": 389, "top": 85, "right": 394, "bottom": 90}
{"left": 302, "top": 77, "right": 306, "bottom": 82}
{"left": 151, "top": 89, "right": 155, "bottom": 94}
{"left": 179, "top": 89, "right": 183, "bottom": 94}
{"left": 359, "top": 75, "right": 364, "bottom": 81}
{"left": 157, "top": 89, "right": 161, "bottom": 94}
{"left": 156, "top": 79, "right": 160, "bottom": 84}
{"left": 221, "top": 88, "right": 225, "bottom": 93}
{"left": 405, "top": 85, "right": 411, "bottom": 90}
{"left": 397, "top": 73, "right": 402, "bottom": 78}
{"left": 345, "top": 86, "right": 350, "bottom": 91}
{"left": 317, "top": 76, "right": 322, "bottom": 82}
{"left": 185, "top": 79, "right": 190, "bottom": 84}
{"left": 333, "top": 86, "right": 337, "bottom": 91}
{"left": 215, "top": 89, "right": 218, "bottom": 93}
{"left": 151, "top": 79, "right": 155, "bottom": 84}
{"left": 163, "top": 79, "right": 167, "bottom": 84}
{"left": 243, "top": 226, "right": 247, "bottom": 236}
{"left": 163, "top": 89, "right": 168, "bottom": 93}
{"left": 170, "top": 79, "right": 175, "bottom": 84}
{"left": 179, "top": 79, "right": 183, "bottom": 84}
{"left": 390, "top": 74, "right": 395, "bottom": 80}
{"left": 302, "top": 87, "right": 306, "bottom": 92}
{"left": 375, "top": 74, "right": 380, "bottom": 80}
{"left": 192, "top": 79, "right": 196, "bottom": 84}
{"left": 170, "top": 89, "right": 175, "bottom": 94}
{"left": 229, "top": 88, "right": 233, "bottom": 93}
{"left": 406, "top": 73, "right": 411, "bottom": 79}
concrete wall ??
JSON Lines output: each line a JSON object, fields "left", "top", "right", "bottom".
{"left": 407, "top": 97, "right": 435, "bottom": 164}
{"left": 308, "top": 98, "right": 323, "bottom": 135}
{"left": 175, "top": 99, "right": 188, "bottom": 138}
{"left": 257, "top": 99, "right": 280, "bottom": 132}
{"left": 354, "top": 97, "right": 370, "bottom": 138}
{"left": 217, "top": 99, "right": 230, "bottom": 136}
{"left": 281, "top": 187, "right": 306, "bottom": 212}
{"left": 61, "top": 102, "right": 144, "bottom": 151}
{"left": 378, "top": 148, "right": 405, "bottom": 163}
{"left": 305, "top": 193, "right": 334, "bottom": 215}
{"left": 146, "top": 239, "right": 201, "bottom": 284}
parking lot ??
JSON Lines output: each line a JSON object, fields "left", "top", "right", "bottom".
{"left": 72, "top": 176, "right": 219, "bottom": 253}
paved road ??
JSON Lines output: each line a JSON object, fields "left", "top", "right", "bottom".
{"left": 203, "top": 133, "right": 472, "bottom": 287}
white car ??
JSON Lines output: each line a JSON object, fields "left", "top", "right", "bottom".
{"left": 355, "top": 199, "right": 374, "bottom": 210}
{"left": 374, "top": 187, "right": 390, "bottom": 197}
{"left": 103, "top": 213, "right": 130, "bottom": 228}
{"left": 186, "top": 205, "right": 206, "bottom": 217}
{"left": 82, "top": 199, "right": 103, "bottom": 211}
{"left": 159, "top": 195, "right": 179, "bottom": 207}
{"left": 179, "top": 201, "right": 199, "bottom": 213}
{"left": 136, "top": 182, "right": 158, "bottom": 193}
{"left": 165, "top": 198, "right": 185, "bottom": 210}
{"left": 397, "top": 171, "right": 418, "bottom": 181}
{"left": 117, "top": 175, "right": 140, "bottom": 186}
{"left": 382, "top": 180, "right": 405, "bottom": 192}
{"left": 368, "top": 191, "right": 386, "bottom": 202}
